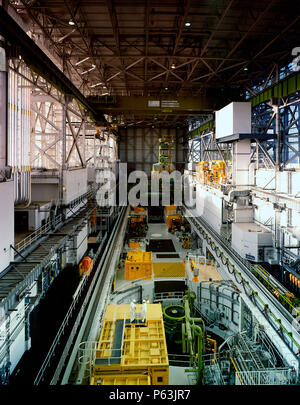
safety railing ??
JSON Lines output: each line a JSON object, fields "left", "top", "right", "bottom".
{"left": 203, "top": 353, "right": 226, "bottom": 385}
{"left": 153, "top": 291, "right": 185, "bottom": 302}
{"left": 14, "top": 188, "right": 96, "bottom": 256}
{"left": 183, "top": 205, "right": 300, "bottom": 357}
{"left": 235, "top": 368, "right": 297, "bottom": 385}
{"left": 14, "top": 214, "right": 63, "bottom": 255}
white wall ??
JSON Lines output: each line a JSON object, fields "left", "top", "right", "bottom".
{"left": 31, "top": 183, "right": 59, "bottom": 202}
{"left": 196, "top": 184, "right": 223, "bottom": 233}
{"left": 75, "top": 223, "right": 88, "bottom": 264}
{"left": 28, "top": 202, "right": 51, "bottom": 230}
{"left": 232, "top": 222, "right": 273, "bottom": 261}
{"left": 0, "top": 181, "right": 14, "bottom": 272}
{"left": 63, "top": 168, "right": 87, "bottom": 204}
{"left": 216, "top": 102, "right": 251, "bottom": 139}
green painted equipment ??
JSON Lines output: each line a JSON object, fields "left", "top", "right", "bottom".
{"left": 163, "top": 305, "right": 185, "bottom": 345}
{"left": 182, "top": 290, "right": 205, "bottom": 385}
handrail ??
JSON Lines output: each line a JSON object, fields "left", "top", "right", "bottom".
{"left": 14, "top": 188, "right": 96, "bottom": 255}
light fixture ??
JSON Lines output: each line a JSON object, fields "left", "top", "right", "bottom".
{"left": 68, "top": 19, "right": 75, "bottom": 26}
{"left": 91, "top": 64, "right": 96, "bottom": 68}
{"left": 90, "top": 82, "right": 103, "bottom": 88}
{"left": 244, "top": 67, "right": 248, "bottom": 71}
{"left": 80, "top": 66, "right": 96, "bottom": 75}
{"left": 58, "top": 29, "right": 76, "bottom": 43}
{"left": 185, "top": 21, "right": 191, "bottom": 27}
{"left": 103, "top": 85, "right": 107, "bottom": 89}
{"left": 171, "top": 63, "right": 176, "bottom": 69}
{"left": 165, "top": 86, "right": 168, "bottom": 90}
{"left": 75, "top": 57, "right": 90, "bottom": 66}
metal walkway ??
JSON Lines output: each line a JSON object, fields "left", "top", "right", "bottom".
{"left": 0, "top": 206, "right": 93, "bottom": 314}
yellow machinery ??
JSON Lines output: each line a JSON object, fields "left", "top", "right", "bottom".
{"left": 132, "top": 206, "right": 147, "bottom": 215}
{"left": 153, "top": 260, "right": 185, "bottom": 278}
{"left": 206, "top": 338, "right": 217, "bottom": 355}
{"left": 211, "top": 161, "right": 226, "bottom": 184}
{"left": 179, "top": 234, "right": 191, "bottom": 249}
{"left": 166, "top": 214, "right": 182, "bottom": 232}
{"left": 164, "top": 205, "right": 182, "bottom": 232}
{"left": 90, "top": 303, "right": 169, "bottom": 385}
{"left": 164, "top": 205, "right": 176, "bottom": 217}
{"left": 128, "top": 214, "right": 147, "bottom": 238}
{"left": 197, "top": 161, "right": 209, "bottom": 183}
{"left": 197, "top": 160, "right": 226, "bottom": 185}
{"left": 128, "top": 241, "right": 140, "bottom": 252}
{"left": 125, "top": 251, "right": 153, "bottom": 280}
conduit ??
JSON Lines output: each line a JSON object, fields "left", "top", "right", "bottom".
{"left": 8, "top": 60, "right": 31, "bottom": 205}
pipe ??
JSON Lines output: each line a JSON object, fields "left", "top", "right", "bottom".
{"left": 0, "top": 45, "right": 7, "bottom": 169}
{"left": 183, "top": 291, "right": 206, "bottom": 383}
{"left": 8, "top": 60, "right": 31, "bottom": 205}
{"left": 23, "top": 167, "right": 31, "bottom": 208}
{"left": 229, "top": 355, "right": 245, "bottom": 385}
{"left": 191, "top": 323, "right": 204, "bottom": 384}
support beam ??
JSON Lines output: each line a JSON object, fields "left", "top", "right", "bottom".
{"left": 0, "top": 5, "right": 105, "bottom": 123}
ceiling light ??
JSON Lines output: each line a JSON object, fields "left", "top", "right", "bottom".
{"left": 103, "top": 85, "right": 107, "bottom": 89}
{"left": 244, "top": 67, "right": 248, "bottom": 71}
{"left": 58, "top": 29, "right": 76, "bottom": 43}
{"left": 75, "top": 57, "right": 90, "bottom": 66}
{"left": 92, "top": 64, "right": 96, "bottom": 68}
{"left": 68, "top": 19, "right": 75, "bottom": 26}
{"left": 81, "top": 66, "right": 96, "bottom": 75}
{"left": 185, "top": 21, "right": 191, "bottom": 27}
{"left": 165, "top": 87, "right": 168, "bottom": 90}
{"left": 90, "top": 82, "right": 103, "bottom": 88}
{"left": 171, "top": 63, "right": 176, "bottom": 69}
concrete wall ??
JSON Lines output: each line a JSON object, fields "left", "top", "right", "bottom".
{"left": 0, "top": 181, "right": 14, "bottom": 272}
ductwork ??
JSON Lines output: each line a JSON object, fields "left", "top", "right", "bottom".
{"left": 228, "top": 189, "right": 250, "bottom": 202}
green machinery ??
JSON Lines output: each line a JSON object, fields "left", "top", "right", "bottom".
{"left": 162, "top": 290, "right": 205, "bottom": 384}
{"left": 152, "top": 134, "right": 174, "bottom": 173}
{"left": 163, "top": 304, "right": 185, "bottom": 347}
{"left": 182, "top": 290, "right": 205, "bottom": 384}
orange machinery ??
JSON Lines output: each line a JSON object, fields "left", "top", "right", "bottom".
{"left": 79, "top": 256, "right": 93, "bottom": 277}
{"left": 164, "top": 205, "right": 181, "bottom": 232}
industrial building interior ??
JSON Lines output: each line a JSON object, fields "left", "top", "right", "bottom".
{"left": 0, "top": 0, "right": 300, "bottom": 389}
